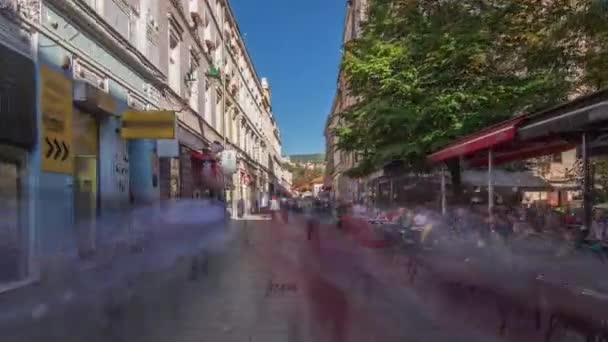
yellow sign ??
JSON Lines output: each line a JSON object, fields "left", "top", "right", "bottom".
{"left": 40, "top": 65, "right": 73, "bottom": 174}
{"left": 121, "top": 110, "right": 176, "bottom": 139}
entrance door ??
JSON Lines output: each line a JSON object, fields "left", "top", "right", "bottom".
{"left": 73, "top": 110, "right": 98, "bottom": 258}
{"left": 74, "top": 156, "right": 97, "bottom": 257}
{"left": 0, "top": 159, "right": 26, "bottom": 283}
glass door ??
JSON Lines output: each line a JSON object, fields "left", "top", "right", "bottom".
{"left": 74, "top": 156, "right": 97, "bottom": 258}
{"left": 0, "top": 159, "right": 26, "bottom": 283}
{"left": 73, "top": 110, "right": 98, "bottom": 258}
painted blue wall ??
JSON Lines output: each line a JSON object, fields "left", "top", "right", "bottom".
{"left": 36, "top": 3, "right": 156, "bottom": 258}
{"left": 129, "top": 139, "right": 159, "bottom": 204}
{"left": 37, "top": 40, "right": 77, "bottom": 257}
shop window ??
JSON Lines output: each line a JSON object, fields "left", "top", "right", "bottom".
{"left": 0, "top": 145, "right": 28, "bottom": 284}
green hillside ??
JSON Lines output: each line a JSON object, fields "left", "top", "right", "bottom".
{"left": 288, "top": 153, "right": 325, "bottom": 163}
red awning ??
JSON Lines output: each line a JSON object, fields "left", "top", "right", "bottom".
{"left": 428, "top": 117, "right": 526, "bottom": 162}
{"left": 466, "top": 139, "right": 574, "bottom": 167}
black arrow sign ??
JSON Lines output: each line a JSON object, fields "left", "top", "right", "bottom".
{"left": 45, "top": 137, "right": 70, "bottom": 162}
{"left": 61, "top": 141, "right": 69, "bottom": 161}
{"left": 53, "top": 139, "right": 61, "bottom": 160}
{"left": 45, "top": 138, "right": 53, "bottom": 159}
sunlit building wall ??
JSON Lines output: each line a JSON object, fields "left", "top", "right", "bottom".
{"left": 325, "top": 0, "right": 367, "bottom": 202}
{"left": 0, "top": 0, "right": 286, "bottom": 290}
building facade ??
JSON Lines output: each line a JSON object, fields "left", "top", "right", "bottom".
{"left": 0, "top": 0, "right": 285, "bottom": 290}
{"left": 324, "top": 0, "right": 367, "bottom": 203}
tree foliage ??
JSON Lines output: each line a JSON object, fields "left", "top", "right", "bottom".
{"left": 289, "top": 165, "right": 324, "bottom": 191}
{"left": 335, "top": 0, "right": 608, "bottom": 179}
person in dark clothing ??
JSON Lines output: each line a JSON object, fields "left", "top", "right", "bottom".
{"left": 281, "top": 202, "right": 289, "bottom": 223}
{"left": 237, "top": 198, "right": 245, "bottom": 218}
{"left": 307, "top": 217, "right": 319, "bottom": 241}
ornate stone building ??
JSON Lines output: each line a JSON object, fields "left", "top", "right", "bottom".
{"left": 0, "top": 0, "right": 286, "bottom": 290}
{"left": 325, "top": 0, "right": 367, "bottom": 202}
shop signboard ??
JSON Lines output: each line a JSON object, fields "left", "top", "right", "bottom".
{"left": 40, "top": 65, "right": 73, "bottom": 174}
{"left": 157, "top": 139, "right": 179, "bottom": 157}
{"left": 220, "top": 150, "right": 237, "bottom": 175}
{"left": 121, "top": 110, "right": 176, "bottom": 139}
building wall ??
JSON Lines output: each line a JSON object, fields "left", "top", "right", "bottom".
{"left": 325, "top": 0, "right": 367, "bottom": 202}
{"left": 0, "top": 0, "right": 289, "bottom": 288}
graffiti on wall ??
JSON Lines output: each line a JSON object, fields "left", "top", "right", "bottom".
{"left": 113, "top": 153, "right": 129, "bottom": 193}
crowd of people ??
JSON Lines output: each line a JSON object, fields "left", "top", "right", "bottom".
{"left": 337, "top": 201, "right": 608, "bottom": 259}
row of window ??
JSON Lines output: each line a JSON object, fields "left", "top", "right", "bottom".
{"left": 83, "top": 0, "right": 281, "bottom": 165}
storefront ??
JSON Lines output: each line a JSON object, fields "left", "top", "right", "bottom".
{"left": 191, "top": 149, "right": 222, "bottom": 198}
{"left": 72, "top": 80, "right": 130, "bottom": 255}
{"left": 160, "top": 125, "right": 207, "bottom": 199}
{"left": 0, "top": 40, "right": 36, "bottom": 284}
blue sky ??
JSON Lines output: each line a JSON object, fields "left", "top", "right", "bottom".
{"left": 230, "top": 0, "right": 345, "bottom": 155}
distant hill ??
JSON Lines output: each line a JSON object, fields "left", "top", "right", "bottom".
{"left": 288, "top": 153, "right": 325, "bottom": 163}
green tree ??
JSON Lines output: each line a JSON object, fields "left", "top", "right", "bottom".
{"left": 335, "top": 0, "right": 608, "bottom": 196}
{"left": 291, "top": 165, "right": 324, "bottom": 191}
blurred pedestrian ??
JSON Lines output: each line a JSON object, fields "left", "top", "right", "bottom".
{"left": 237, "top": 198, "right": 245, "bottom": 218}
{"left": 270, "top": 196, "right": 280, "bottom": 221}
{"left": 281, "top": 200, "right": 289, "bottom": 223}
{"left": 589, "top": 209, "right": 606, "bottom": 241}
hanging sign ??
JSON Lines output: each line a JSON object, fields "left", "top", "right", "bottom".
{"left": 157, "top": 139, "right": 179, "bottom": 157}
{"left": 220, "top": 150, "right": 237, "bottom": 175}
{"left": 121, "top": 110, "right": 176, "bottom": 139}
{"left": 40, "top": 65, "right": 73, "bottom": 174}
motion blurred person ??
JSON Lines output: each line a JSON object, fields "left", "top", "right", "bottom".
{"left": 270, "top": 196, "right": 280, "bottom": 221}
{"left": 281, "top": 198, "right": 289, "bottom": 223}
{"left": 237, "top": 198, "right": 245, "bottom": 218}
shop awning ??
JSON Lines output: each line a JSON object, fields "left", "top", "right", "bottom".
{"left": 518, "top": 90, "right": 608, "bottom": 140}
{"left": 428, "top": 89, "right": 608, "bottom": 165}
{"left": 428, "top": 117, "right": 526, "bottom": 162}
{"left": 465, "top": 139, "right": 574, "bottom": 167}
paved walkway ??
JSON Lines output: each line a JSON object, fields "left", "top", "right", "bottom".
{"left": 1, "top": 214, "right": 508, "bottom": 341}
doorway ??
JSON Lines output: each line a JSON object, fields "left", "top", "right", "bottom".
{"left": 0, "top": 157, "right": 27, "bottom": 283}
{"left": 73, "top": 110, "right": 99, "bottom": 258}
